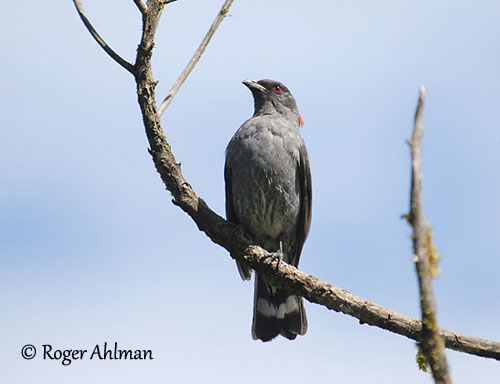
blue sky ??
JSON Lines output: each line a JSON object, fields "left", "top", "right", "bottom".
{"left": 1, "top": 0, "right": 499, "bottom": 382}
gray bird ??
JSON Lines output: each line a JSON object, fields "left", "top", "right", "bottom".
{"left": 225, "top": 79, "right": 312, "bottom": 342}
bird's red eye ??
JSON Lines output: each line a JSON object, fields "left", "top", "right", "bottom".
{"left": 273, "top": 85, "right": 282, "bottom": 93}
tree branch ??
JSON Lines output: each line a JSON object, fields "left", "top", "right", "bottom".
{"left": 73, "top": 0, "right": 500, "bottom": 364}
{"left": 156, "top": 0, "right": 234, "bottom": 117}
{"left": 133, "top": 0, "right": 147, "bottom": 14}
{"left": 72, "top": 0, "right": 135, "bottom": 75}
{"left": 409, "top": 87, "right": 452, "bottom": 383}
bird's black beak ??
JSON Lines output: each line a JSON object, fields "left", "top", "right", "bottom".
{"left": 243, "top": 79, "right": 266, "bottom": 93}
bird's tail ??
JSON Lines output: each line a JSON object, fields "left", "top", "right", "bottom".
{"left": 252, "top": 274, "right": 307, "bottom": 342}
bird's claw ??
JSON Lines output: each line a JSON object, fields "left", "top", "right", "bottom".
{"left": 263, "top": 241, "right": 284, "bottom": 270}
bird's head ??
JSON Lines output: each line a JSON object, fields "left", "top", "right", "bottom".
{"left": 243, "top": 79, "right": 302, "bottom": 126}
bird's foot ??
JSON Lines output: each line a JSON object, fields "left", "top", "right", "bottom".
{"left": 262, "top": 241, "right": 283, "bottom": 270}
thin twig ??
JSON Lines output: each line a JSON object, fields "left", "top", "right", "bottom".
{"left": 73, "top": 0, "right": 500, "bottom": 363}
{"left": 72, "top": 0, "right": 135, "bottom": 75}
{"left": 133, "top": 0, "right": 147, "bottom": 14}
{"left": 409, "top": 87, "right": 452, "bottom": 383}
{"left": 156, "top": 0, "right": 234, "bottom": 116}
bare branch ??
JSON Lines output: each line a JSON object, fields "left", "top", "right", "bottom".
{"left": 136, "top": 9, "right": 500, "bottom": 357}
{"left": 74, "top": 0, "right": 500, "bottom": 364}
{"left": 156, "top": 0, "right": 234, "bottom": 116}
{"left": 409, "top": 87, "right": 452, "bottom": 383}
{"left": 241, "top": 245, "right": 500, "bottom": 361}
{"left": 133, "top": 0, "right": 147, "bottom": 14}
{"left": 72, "top": 0, "right": 135, "bottom": 75}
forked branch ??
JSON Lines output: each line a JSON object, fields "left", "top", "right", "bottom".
{"left": 73, "top": 0, "right": 500, "bottom": 364}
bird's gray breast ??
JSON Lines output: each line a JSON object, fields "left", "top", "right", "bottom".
{"left": 226, "top": 116, "right": 302, "bottom": 251}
